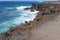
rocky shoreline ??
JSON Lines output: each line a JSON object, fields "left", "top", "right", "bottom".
{"left": 0, "top": 2, "right": 60, "bottom": 40}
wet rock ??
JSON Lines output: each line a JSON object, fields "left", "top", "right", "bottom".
{"left": 24, "top": 8, "right": 31, "bottom": 10}
{"left": 25, "top": 21, "right": 28, "bottom": 23}
{"left": 30, "top": 9, "right": 34, "bottom": 12}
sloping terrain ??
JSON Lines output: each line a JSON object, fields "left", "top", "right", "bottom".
{"left": 30, "top": 15, "right": 60, "bottom": 40}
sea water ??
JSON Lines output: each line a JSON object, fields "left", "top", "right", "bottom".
{"left": 0, "top": 1, "right": 39, "bottom": 33}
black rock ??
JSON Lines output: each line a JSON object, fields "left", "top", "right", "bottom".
{"left": 30, "top": 9, "right": 34, "bottom": 12}
{"left": 24, "top": 8, "right": 31, "bottom": 10}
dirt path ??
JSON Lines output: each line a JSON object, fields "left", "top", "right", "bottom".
{"left": 30, "top": 15, "right": 60, "bottom": 40}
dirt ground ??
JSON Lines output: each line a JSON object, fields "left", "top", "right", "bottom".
{"left": 30, "top": 15, "right": 60, "bottom": 40}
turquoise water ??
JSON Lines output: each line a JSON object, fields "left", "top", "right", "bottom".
{"left": 0, "top": 1, "right": 39, "bottom": 33}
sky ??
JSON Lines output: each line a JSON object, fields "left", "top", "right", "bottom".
{"left": 0, "top": 0, "right": 58, "bottom": 2}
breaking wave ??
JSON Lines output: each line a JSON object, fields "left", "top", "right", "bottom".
{"left": 0, "top": 6, "right": 39, "bottom": 33}
{"left": 16, "top": 6, "right": 31, "bottom": 10}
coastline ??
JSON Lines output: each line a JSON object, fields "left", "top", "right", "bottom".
{"left": 0, "top": 2, "right": 60, "bottom": 40}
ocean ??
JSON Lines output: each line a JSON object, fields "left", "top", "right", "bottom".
{"left": 0, "top": 1, "right": 39, "bottom": 33}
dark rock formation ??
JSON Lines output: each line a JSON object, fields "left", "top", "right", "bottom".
{"left": 24, "top": 8, "right": 31, "bottom": 10}
{"left": 25, "top": 21, "right": 28, "bottom": 23}
{"left": 30, "top": 9, "right": 34, "bottom": 12}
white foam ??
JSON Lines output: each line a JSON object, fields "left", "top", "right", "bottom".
{"left": 0, "top": 6, "right": 39, "bottom": 33}
{"left": 16, "top": 6, "right": 31, "bottom": 10}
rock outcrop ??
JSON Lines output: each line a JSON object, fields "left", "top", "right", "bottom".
{"left": 0, "top": 2, "right": 60, "bottom": 40}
